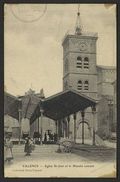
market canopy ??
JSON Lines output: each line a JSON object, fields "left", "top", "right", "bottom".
{"left": 31, "top": 89, "right": 97, "bottom": 123}
{"left": 4, "top": 92, "right": 19, "bottom": 120}
{"left": 4, "top": 89, "right": 97, "bottom": 123}
{"left": 4, "top": 92, "right": 40, "bottom": 121}
{"left": 21, "top": 94, "right": 40, "bottom": 119}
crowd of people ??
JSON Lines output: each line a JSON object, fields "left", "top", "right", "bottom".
{"left": 43, "top": 132, "right": 57, "bottom": 144}
{"left": 33, "top": 131, "right": 58, "bottom": 144}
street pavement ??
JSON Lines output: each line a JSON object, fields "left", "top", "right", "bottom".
{"left": 5, "top": 144, "right": 90, "bottom": 163}
{"left": 4, "top": 144, "right": 116, "bottom": 178}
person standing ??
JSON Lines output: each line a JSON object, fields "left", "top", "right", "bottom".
{"left": 24, "top": 137, "right": 32, "bottom": 156}
{"left": 4, "top": 136, "right": 13, "bottom": 163}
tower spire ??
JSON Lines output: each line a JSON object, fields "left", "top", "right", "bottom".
{"left": 75, "top": 4, "right": 82, "bottom": 35}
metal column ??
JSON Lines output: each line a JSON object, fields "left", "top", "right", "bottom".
{"left": 18, "top": 98, "right": 22, "bottom": 144}
{"left": 81, "top": 110, "right": 85, "bottom": 144}
{"left": 40, "top": 107, "right": 44, "bottom": 145}
{"left": 67, "top": 116, "right": 70, "bottom": 138}
{"left": 73, "top": 113, "right": 77, "bottom": 143}
{"left": 92, "top": 106, "right": 96, "bottom": 145}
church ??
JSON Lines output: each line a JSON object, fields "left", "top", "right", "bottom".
{"left": 61, "top": 10, "right": 116, "bottom": 140}
{"left": 4, "top": 7, "right": 116, "bottom": 143}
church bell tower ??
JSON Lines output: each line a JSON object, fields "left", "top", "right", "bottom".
{"left": 62, "top": 5, "right": 98, "bottom": 100}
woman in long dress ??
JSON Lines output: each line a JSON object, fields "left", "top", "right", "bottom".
{"left": 4, "top": 137, "right": 13, "bottom": 163}
{"left": 24, "top": 137, "right": 32, "bottom": 156}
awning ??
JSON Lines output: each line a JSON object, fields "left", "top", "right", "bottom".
{"left": 5, "top": 89, "right": 97, "bottom": 124}
{"left": 21, "top": 94, "right": 40, "bottom": 119}
{"left": 4, "top": 92, "right": 40, "bottom": 121}
{"left": 4, "top": 92, "right": 19, "bottom": 120}
{"left": 42, "top": 89, "right": 97, "bottom": 121}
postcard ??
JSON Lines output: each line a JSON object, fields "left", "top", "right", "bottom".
{"left": 4, "top": 3, "right": 116, "bottom": 178}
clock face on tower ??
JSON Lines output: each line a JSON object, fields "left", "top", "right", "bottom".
{"left": 80, "top": 43, "right": 87, "bottom": 51}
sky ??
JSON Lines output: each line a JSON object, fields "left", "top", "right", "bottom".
{"left": 4, "top": 4, "right": 116, "bottom": 97}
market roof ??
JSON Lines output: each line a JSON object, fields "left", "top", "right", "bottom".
{"left": 43, "top": 89, "right": 97, "bottom": 120}
{"left": 4, "top": 92, "right": 19, "bottom": 120}
{"left": 21, "top": 94, "right": 40, "bottom": 119}
{"left": 31, "top": 89, "right": 97, "bottom": 123}
{"left": 4, "top": 92, "right": 40, "bottom": 121}
{"left": 5, "top": 89, "right": 97, "bottom": 123}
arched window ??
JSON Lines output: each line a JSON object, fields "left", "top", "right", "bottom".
{"left": 84, "top": 57, "right": 89, "bottom": 69}
{"left": 84, "top": 80, "right": 89, "bottom": 90}
{"left": 76, "top": 56, "right": 82, "bottom": 68}
{"left": 77, "top": 80, "right": 82, "bottom": 90}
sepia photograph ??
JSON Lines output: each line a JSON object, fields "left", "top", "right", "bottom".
{"left": 4, "top": 3, "right": 116, "bottom": 178}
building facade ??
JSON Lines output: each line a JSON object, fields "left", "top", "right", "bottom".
{"left": 62, "top": 29, "right": 98, "bottom": 140}
{"left": 97, "top": 66, "right": 116, "bottom": 98}
{"left": 97, "top": 66, "right": 116, "bottom": 138}
{"left": 4, "top": 115, "right": 20, "bottom": 139}
{"left": 62, "top": 20, "right": 116, "bottom": 140}
{"left": 62, "top": 33, "right": 98, "bottom": 100}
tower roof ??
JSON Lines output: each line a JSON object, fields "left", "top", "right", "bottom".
{"left": 75, "top": 4, "right": 82, "bottom": 35}
{"left": 62, "top": 5, "right": 98, "bottom": 45}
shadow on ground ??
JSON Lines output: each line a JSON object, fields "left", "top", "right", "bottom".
{"left": 71, "top": 144, "right": 116, "bottom": 162}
